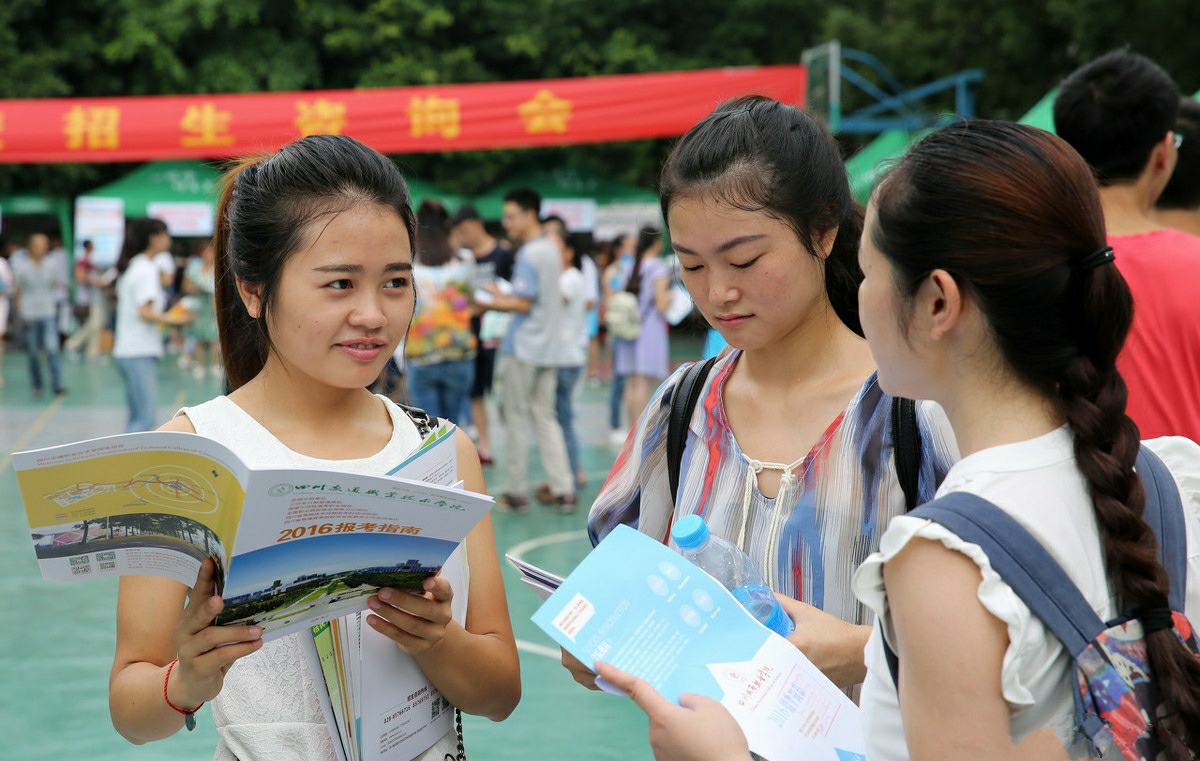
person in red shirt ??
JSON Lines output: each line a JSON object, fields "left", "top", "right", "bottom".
{"left": 1056, "top": 50, "right": 1200, "bottom": 443}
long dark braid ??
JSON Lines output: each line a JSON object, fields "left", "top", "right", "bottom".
{"left": 873, "top": 120, "right": 1200, "bottom": 756}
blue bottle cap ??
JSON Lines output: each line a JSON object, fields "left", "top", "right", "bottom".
{"left": 671, "top": 514, "right": 709, "bottom": 550}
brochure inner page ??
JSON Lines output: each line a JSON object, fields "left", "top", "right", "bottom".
{"left": 531, "top": 525, "right": 865, "bottom": 761}
{"left": 15, "top": 431, "right": 251, "bottom": 587}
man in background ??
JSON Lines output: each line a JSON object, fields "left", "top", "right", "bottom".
{"left": 1055, "top": 50, "right": 1200, "bottom": 442}
{"left": 484, "top": 188, "right": 575, "bottom": 511}
{"left": 449, "top": 204, "right": 514, "bottom": 466}
{"left": 1154, "top": 98, "right": 1200, "bottom": 237}
{"left": 12, "top": 233, "right": 67, "bottom": 397}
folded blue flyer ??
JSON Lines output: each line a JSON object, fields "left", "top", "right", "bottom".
{"left": 532, "top": 524, "right": 865, "bottom": 761}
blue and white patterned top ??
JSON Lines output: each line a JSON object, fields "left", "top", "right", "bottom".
{"left": 588, "top": 349, "right": 960, "bottom": 626}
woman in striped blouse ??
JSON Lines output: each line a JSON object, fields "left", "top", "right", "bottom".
{"left": 578, "top": 95, "right": 959, "bottom": 691}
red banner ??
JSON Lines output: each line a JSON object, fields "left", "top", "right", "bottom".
{"left": 0, "top": 66, "right": 804, "bottom": 164}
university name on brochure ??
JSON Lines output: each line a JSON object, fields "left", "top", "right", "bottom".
{"left": 269, "top": 481, "right": 470, "bottom": 511}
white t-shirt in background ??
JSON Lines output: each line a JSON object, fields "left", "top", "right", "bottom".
{"left": 113, "top": 254, "right": 165, "bottom": 358}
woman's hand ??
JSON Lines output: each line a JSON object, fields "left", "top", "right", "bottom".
{"left": 562, "top": 647, "right": 600, "bottom": 689}
{"left": 169, "top": 558, "right": 264, "bottom": 710}
{"left": 366, "top": 575, "right": 454, "bottom": 655}
{"left": 595, "top": 662, "right": 751, "bottom": 761}
{"left": 777, "top": 596, "right": 870, "bottom": 689}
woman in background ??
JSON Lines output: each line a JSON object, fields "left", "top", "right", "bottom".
{"left": 405, "top": 199, "right": 477, "bottom": 423}
{"left": 612, "top": 226, "right": 671, "bottom": 437}
{"left": 183, "top": 238, "right": 220, "bottom": 379}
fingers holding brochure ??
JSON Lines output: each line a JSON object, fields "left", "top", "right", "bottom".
{"left": 366, "top": 574, "right": 455, "bottom": 654}
{"left": 595, "top": 661, "right": 752, "bottom": 761}
{"left": 167, "top": 558, "right": 265, "bottom": 716}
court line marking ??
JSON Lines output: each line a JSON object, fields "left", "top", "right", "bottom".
{"left": 507, "top": 529, "right": 588, "bottom": 659}
{"left": 0, "top": 396, "right": 65, "bottom": 477}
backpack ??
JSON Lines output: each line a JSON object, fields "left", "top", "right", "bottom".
{"left": 884, "top": 445, "right": 1200, "bottom": 760}
{"left": 605, "top": 290, "right": 643, "bottom": 341}
{"left": 666, "top": 357, "right": 924, "bottom": 510}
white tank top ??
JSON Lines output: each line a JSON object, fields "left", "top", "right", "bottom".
{"left": 178, "top": 395, "right": 458, "bottom": 761}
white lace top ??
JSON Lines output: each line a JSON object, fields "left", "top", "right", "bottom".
{"left": 853, "top": 430, "right": 1200, "bottom": 760}
{"left": 178, "top": 395, "right": 459, "bottom": 761}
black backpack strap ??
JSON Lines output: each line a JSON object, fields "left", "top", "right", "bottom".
{"left": 1136, "top": 445, "right": 1188, "bottom": 611}
{"left": 667, "top": 357, "right": 718, "bottom": 507}
{"left": 891, "top": 397, "right": 922, "bottom": 511}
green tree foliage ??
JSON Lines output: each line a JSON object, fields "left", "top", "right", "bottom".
{"left": 1, "top": 0, "right": 1198, "bottom": 199}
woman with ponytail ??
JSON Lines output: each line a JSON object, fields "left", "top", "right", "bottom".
{"left": 599, "top": 121, "right": 1200, "bottom": 760}
{"left": 575, "top": 96, "right": 960, "bottom": 694}
{"left": 108, "top": 135, "right": 520, "bottom": 760}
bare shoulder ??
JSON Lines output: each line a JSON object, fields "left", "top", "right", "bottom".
{"left": 158, "top": 413, "right": 197, "bottom": 434}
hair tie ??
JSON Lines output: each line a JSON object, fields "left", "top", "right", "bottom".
{"left": 1076, "top": 246, "right": 1115, "bottom": 271}
{"left": 1140, "top": 607, "right": 1176, "bottom": 634}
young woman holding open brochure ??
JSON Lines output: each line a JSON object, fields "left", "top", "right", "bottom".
{"left": 108, "top": 135, "right": 520, "bottom": 761}
{"left": 598, "top": 122, "right": 1200, "bottom": 760}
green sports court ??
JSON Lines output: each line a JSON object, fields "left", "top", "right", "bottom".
{"left": 0, "top": 344, "right": 711, "bottom": 761}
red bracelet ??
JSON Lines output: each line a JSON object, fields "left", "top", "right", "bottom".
{"left": 164, "top": 657, "right": 203, "bottom": 731}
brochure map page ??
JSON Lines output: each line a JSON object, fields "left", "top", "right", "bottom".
{"left": 15, "top": 431, "right": 251, "bottom": 587}
{"left": 531, "top": 525, "right": 865, "bottom": 761}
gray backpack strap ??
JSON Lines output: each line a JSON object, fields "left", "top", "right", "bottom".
{"left": 1137, "top": 446, "right": 1187, "bottom": 611}
{"left": 884, "top": 443, "right": 1187, "bottom": 679}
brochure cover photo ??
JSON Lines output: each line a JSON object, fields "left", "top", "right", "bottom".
{"left": 16, "top": 426, "right": 490, "bottom": 639}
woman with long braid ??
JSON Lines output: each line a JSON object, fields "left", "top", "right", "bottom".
{"left": 598, "top": 121, "right": 1200, "bottom": 760}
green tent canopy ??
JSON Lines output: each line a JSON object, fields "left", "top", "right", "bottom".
{"left": 845, "top": 129, "right": 915, "bottom": 205}
{"left": 0, "top": 193, "right": 73, "bottom": 248}
{"left": 469, "top": 166, "right": 658, "bottom": 220}
{"left": 1018, "top": 89, "right": 1058, "bottom": 134}
{"left": 78, "top": 160, "right": 222, "bottom": 218}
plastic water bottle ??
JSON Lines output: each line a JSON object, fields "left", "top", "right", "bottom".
{"left": 670, "top": 514, "right": 795, "bottom": 637}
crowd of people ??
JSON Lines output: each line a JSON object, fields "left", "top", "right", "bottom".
{"left": 3, "top": 44, "right": 1200, "bottom": 761}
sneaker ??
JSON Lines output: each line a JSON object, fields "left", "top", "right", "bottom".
{"left": 534, "top": 483, "right": 556, "bottom": 504}
{"left": 53, "top": 386, "right": 67, "bottom": 397}
{"left": 608, "top": 429, "right": 629, "bottom": 447}
{"left": 555, "top": 494, "right": 578, "bottom": 514}
{"left": 496, "top": 494, "right": 530, "bottom": 514}
{"left": 478, "top": 451, "right": 495, "bottom": 466}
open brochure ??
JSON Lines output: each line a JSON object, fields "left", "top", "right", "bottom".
{"left": 15, "top": 422, "right": 488, "bottom": 641}
{"left": 531, "top": 525, "right": 866, "bottom": 761}
{"left": 504, "top": 552, "right": 565, "bottom": 601}
{"left": 301, "top": 425, "right": 470, "bottom": 761}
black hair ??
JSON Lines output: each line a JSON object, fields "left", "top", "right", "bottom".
{"left": 874, "top": 120, "right": 1200, "bottom": 757}
{"left": 1157, "top": 98, "right": 1200, "bottom": 210}
{"left": 213, "top": 134, "right": 417, "bottom": 390}
{"left": 415, "top": 199, "right": 454, "bottom": 267}
{"left": 1055, "top": 50, "right": 1181, "bottom": 186}
{"left": 659, "top": 95, "right": 864, "bottom": 334}
{"left": 503, "top": 187, "right": 541, "bottom": 215}
{"left": 625, "top": 226, "right": 662, "bottom": 296}
{"left": 116, "top": 218, "right": 168, "bottom": 275}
